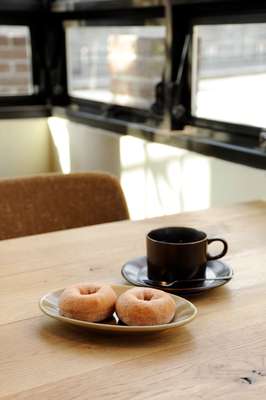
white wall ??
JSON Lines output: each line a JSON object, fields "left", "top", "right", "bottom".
{"left": 209, "top": 157, "right": 266, "bottom": 206}
{"left": 0, "top": 118, "right": 52, "bottom": 177}
{"left": 48, "top": 117, "right": 120, "bottom": 177}
{"left": 119, "top": 136, "right": 210, "bottom": 219}
{"left": 0, "top": 117, "right": 264, "bottom": 220}
{"left": 48, "top": 117, "right": 266, "bottom": 220}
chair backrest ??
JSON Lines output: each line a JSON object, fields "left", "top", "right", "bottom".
{"left": 0, "top": 172, "right": 129, "bottom": 240}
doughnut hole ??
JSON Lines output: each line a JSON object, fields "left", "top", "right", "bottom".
{"left": 140, "top": 290, "right": 154, "bottom": 301}
{"left": 79, "top": 286, "right": 99, "bottom": 295}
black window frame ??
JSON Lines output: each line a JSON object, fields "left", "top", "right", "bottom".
{"left": 0, "top": 1, "right": 51, "bottom": 118}
{"left": 59, "top": 7, "right": 169, "bottom": 132}
{"left": 0, "top": 0, "right": 49, "bottom": 13}
{"left": 6, "top": 0, "right": 266, "bottom": 134}
{"left": 0, "top": 0, "right": 266, "bottom": 169}
{"left": 171, "top": 1, "right": 266, "bottom": 139}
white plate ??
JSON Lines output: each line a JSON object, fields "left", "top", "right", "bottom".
{"left": 39, "top": 284, "right": 197, "bottom": 333}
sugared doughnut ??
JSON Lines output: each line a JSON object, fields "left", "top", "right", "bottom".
{"left": 59, "top": 283, "right": 117, "bottom": 322}
{"left": 116, "top": 287, "right": 176, "bottom": 326}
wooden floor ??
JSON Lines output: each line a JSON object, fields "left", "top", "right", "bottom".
{"left": 1, "top": 201, "right": 266, "bottom": 399}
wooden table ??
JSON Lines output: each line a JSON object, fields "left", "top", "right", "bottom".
{"left": 1, "top": 201, "right": 266, "bottom": 399}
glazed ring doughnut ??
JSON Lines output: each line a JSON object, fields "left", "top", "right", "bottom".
{"left": 59, "top": 282, "right": 117, "bottom": 322}
{"left": 116, "top": 287, "right": 176, "bottom": 326}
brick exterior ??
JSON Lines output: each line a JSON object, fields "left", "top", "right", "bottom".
{"left": 0, "top": 36, "right": 9, "bottom": 46}
{"left": 0, "top": 27, "right": 33, "bottom": 96}
{"left": 108, "top": 35, "right": 164, "bottom": 106}
{"left": 68, "top": 27, "right": 165, "bottom": 109}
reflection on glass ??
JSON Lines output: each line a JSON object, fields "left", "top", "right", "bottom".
{"left": 192, "top": 23, "right": 266, "bottom": 128}
{"left": 0, "top": 26, "right": 33, "bottom": 96}
{"left": 66, "top": 25, "right": 165, "bottom": 109}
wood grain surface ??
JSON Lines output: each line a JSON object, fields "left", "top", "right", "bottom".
{"left": 1, "top": 201, "right": 266, "bottom": 399}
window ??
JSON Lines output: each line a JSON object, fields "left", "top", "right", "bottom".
{"left": 0, "top": 2, "right": 51, "bottom": 117}
{"left": 191, "top": 23, "right": 266, "bottom": 130}
{"left": 0, "top": 0, "right": 265, "bottom": 168}
{"left": 0, "top": 26, "right": 34, "bottom": 96}
{"left": 66, "top": 24, "right": 166, "bottom": 110}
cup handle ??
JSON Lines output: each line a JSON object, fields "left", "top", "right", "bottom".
{"left": 207, "top": 238, "right": 228, "bottom": 261}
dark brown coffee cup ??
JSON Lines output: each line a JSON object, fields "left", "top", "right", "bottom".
{"left": 146, "top": 227, "right": 228, "bottom": 282}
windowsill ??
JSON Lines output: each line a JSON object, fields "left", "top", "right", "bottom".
{"left": 0, "top": 0, "right": 46, "bottom": 12}
{"left": 53, "top": 106, "right": 266, "bottom": 170}
{"left": 0, "top": 105, "right": 51, "bottom": 119}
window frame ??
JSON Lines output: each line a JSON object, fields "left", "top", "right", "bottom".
{"left": 0, "top": 3, "right": 51, "bottom": 117}
{"left": 0, "top": 0, "right": 265, "bottom": 168}
{"left": 59, "top": 9, "right": 170, "bottom": 132}
{"left": 171, "top": 2, "right": 266, "bottom": 138}
{"left": 0, "top": 1, "right": 48, "bottom": 13}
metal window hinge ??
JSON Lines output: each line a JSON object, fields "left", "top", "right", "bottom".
{"left": 259, "top": 130, "right": 266, "bottom": 149}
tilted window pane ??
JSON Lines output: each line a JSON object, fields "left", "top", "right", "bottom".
{"left": 192, "top": 24, "right": 266, "bottom": 129}
{"left": 0, "top": 26, "right": 34, "bottom": 96}
{"left": 66, "top": 25, "right": 165, "bottom": 110}
{"left": 53, "top": 1, "right": 159, "bottom": 11}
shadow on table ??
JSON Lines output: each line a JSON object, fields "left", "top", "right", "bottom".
{"left": 38, "top": 318, "right": 195, "bottom": 351}
{"left": 38, "top": 285, "right": 232, "bottom": 351}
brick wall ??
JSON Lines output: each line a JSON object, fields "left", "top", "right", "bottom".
{"left": 67, "top": 27, "right": 165, "bottom": 109}
{"left": 0, "top": 26, "right": 33, "bottom": 96}
{"left": 108, "top": 35, "right": 165, "bottom": 106}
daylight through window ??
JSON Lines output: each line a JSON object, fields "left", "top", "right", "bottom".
{"left": 192, "top": 23, "right": 266, "bottom": 129}
{"left": 66, "top": 25, "right": 166, "bottom": 110}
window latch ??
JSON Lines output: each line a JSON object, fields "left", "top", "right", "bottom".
{"left": 151, "top": 81, "right": 165, "bottom": 116}
{"left": 172, "top": 34, "right": 191, "bottom": 123}
{"left": 259, "top": 130, "right": 266, "bottom": 149}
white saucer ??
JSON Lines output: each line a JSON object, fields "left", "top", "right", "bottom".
{"left": 39, "top": 284, "right": 197, "bottom": 334}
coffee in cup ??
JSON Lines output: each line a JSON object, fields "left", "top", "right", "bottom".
{"left": 146, "top": 227, "right": 228, "bottom": 282}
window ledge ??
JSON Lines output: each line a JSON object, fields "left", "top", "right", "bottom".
{"left": 54, "top": 106, "right": 266, "bottom": 170}
{"left": 0, "top": 106, "right": 51, "bottom": 119}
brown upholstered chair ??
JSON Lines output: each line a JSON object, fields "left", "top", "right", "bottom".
{"left": 0, "top": 172, "right": 129, "bottom": 240}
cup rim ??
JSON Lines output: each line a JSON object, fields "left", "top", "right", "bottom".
{"left": 147, "top": 227, "right": 207, "bottom": 246}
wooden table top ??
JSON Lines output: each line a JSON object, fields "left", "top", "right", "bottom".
{"left": 1, "top": 201, "right": 266, "bottom": 399}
